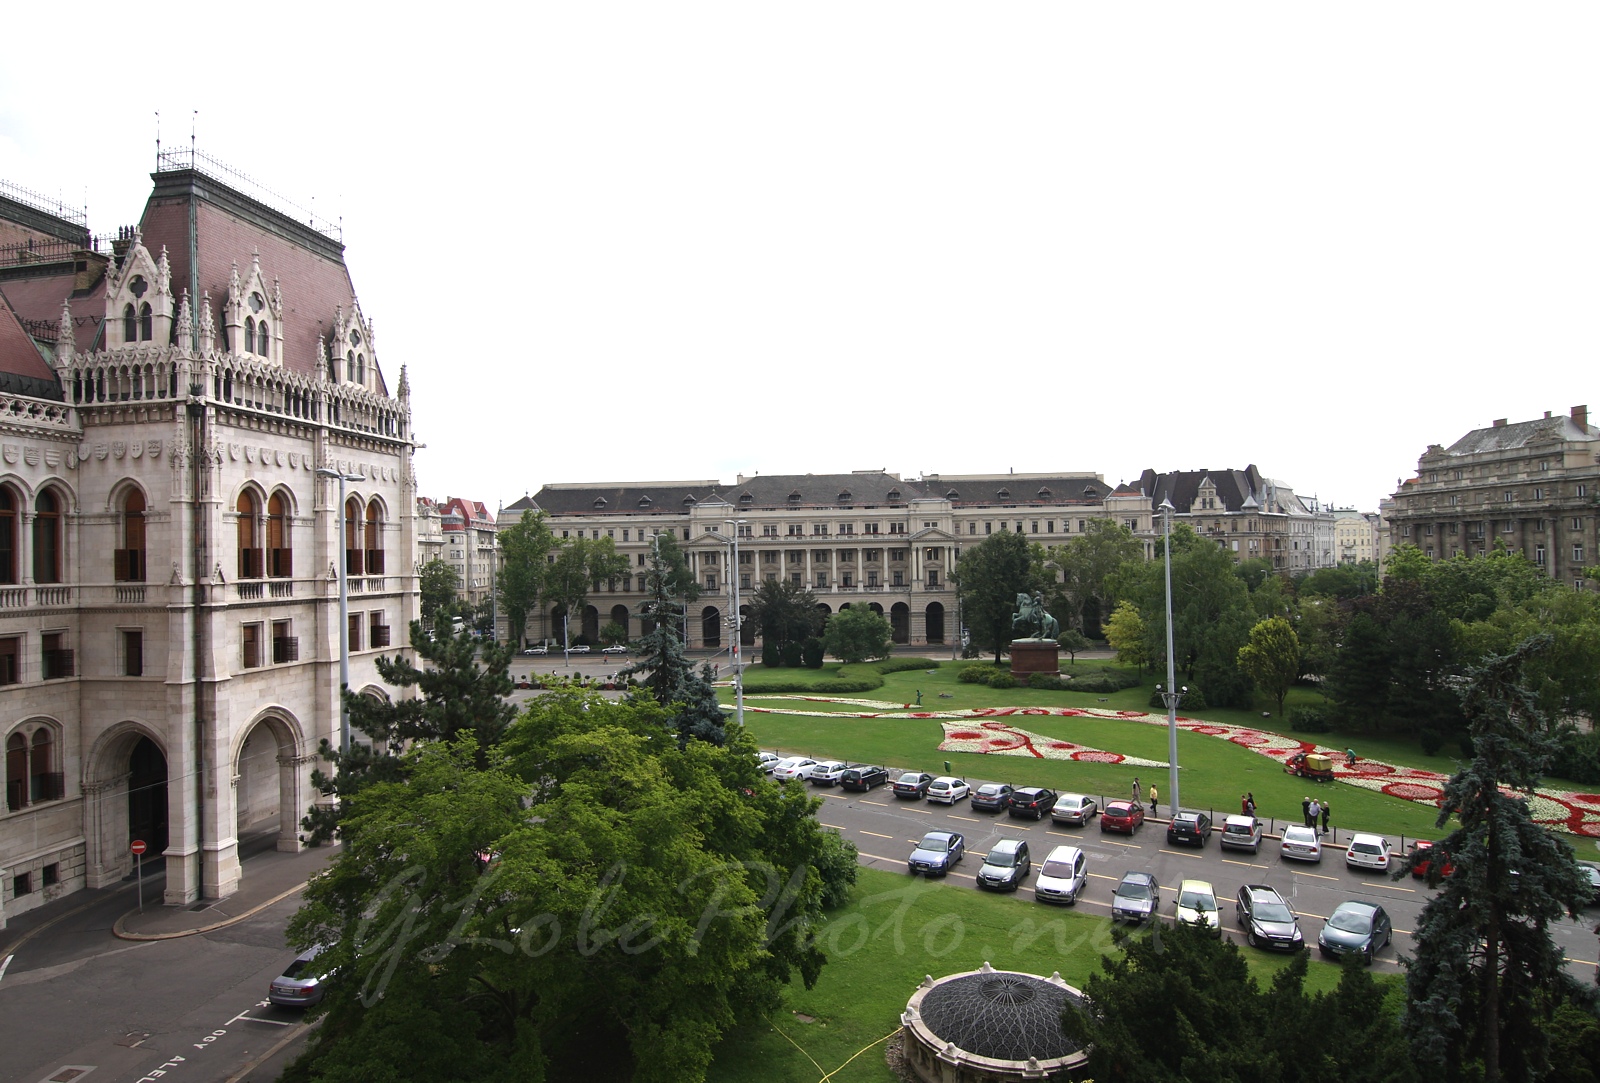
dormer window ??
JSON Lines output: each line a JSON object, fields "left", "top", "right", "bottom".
{"left": 1037, "top": 487, "right": 1052, "bottom": 498}
{"left": 946, "top": 490, "right": 960, "bottom": 500}
{"left": 1083, "top": 485, "right": 1097, "bottom": 496}
{"left": 682, "top": 494, "right": 697, "bottom": 505}
{"left": 739, "top": 492, "right": 753, "bottom": 504}
{"left": 593, "top": 497, "right": 607, "bottom": 509}
{"left": 638, "top": 496, "right": 652, "bottom": 508}
{"left": 996, "top": 488, "right": 1011, "bottom": 499}
{"left": 788, "top": 491, "right": 802, "bottom": 504}
{"left": 887, "top": 489, "right": 901, "bottom": 502}
{"left": 838, "top": 491, "right": 852, "bottom": 503}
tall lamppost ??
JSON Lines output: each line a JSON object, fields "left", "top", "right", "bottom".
{"left": 725, "top": 519, "right": 746, "bottom": 727}
{"left": 1155, "top": 498, "right": 1185, "bottom": 815}
{"left": 317, "top": 467, "right": 363, "bottom": 756}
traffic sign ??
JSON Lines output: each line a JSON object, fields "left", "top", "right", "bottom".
{"left": 129, "top": 839, "right": 147, "bottom": 855}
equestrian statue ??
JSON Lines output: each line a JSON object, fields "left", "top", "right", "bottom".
{"left": 1011, "top": 591, "right": 1060, "bottom": 641}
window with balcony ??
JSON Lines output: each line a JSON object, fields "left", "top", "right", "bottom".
{"left": 274, "top": 620, "right": 300, "bottom": 663}
{"left": 370, "top": 611, "right": 391, "bottom": 648}
{"left": 116, "top": 489, "right": 146, "bottom": 581}
{"left": 237, "top": 490, "right": 264, "bottom": 579}
{"left": 364, "top": 500, "right": 385, "bottom": 575}
{"left": 33, "top": 489, "right": 61, "bottom": 584}
{"left": 740, "top": 574, "right": 751, "bottom": 590}
{"left": 344, "top": 496, "right": 364, "bottom": 576}
{"left": 892, "top": 571, "right": 904, "bottom": 586}
{"left": 815, "top": 573, "right": 827, "bottom": 588}
{"left": 41, "top": 632, "right": 73, "bottom": 679}
{"left": 926, "top": 570, "right": 940, "bottom": 587}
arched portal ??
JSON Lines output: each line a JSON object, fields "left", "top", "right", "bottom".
{"left": 581, "top": 605, "right": 600, "bottom": 643}
{"left": 701, "top": 606, "right": 722, "bottom": 648}
{"left": 925, "top": 602, "right": 946, "bottom": 644}
{"left": 610, "top": 604, "right": 630, "bottom": 640}
{"left": 891, "top": 602, "right": 910, "bottom": 644}
{"left": 128, "top": 736, "right": 168, "bottom": 854}
{"left": 233, "top": 713, "right": 306, "bottom": 853}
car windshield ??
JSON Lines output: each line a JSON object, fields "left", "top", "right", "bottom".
{"left": 986, "top": 851, "right": 1018, "bottom": 868}
{"left": 1041, "top": 860, "right": 1076, "bottom": 878}
{"left": 1329, "top": 908, "right": 1373, "bottom": 933}
{"left": 1115, "top": 879, "right": 1151, "bottom": 900}
{"left": 1179, "top": 889, "right": 1216, "bottom": 910}
{"left": 919, "top": 836, "right": 950, "bottom": 853}
{"left": 1253, "top": 900, "right": 1293, "bottom": 922}
{"left": 1285, "top": 828, "right": 1315, "bottom": 842}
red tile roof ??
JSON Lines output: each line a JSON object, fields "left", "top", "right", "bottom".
{"left": 0, "top": 290, "right": 63, "bottom": 387}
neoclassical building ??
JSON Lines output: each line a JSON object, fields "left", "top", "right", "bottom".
{"left": 0, "top": 162, "right": 417, "bottom": 926}
{"left": 1385, "top": 406, "right": 1598, "bottom": 588}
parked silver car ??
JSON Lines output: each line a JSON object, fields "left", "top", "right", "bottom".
{"left": 1033, "top": 845, "right": 1087, "bottom": 904}
{"left": 1219, "top": 815, "right": 1262, "bottom": 854}
{"left": 1049, "top": 793, "right": 1099, "bottom": 826}
{"left": 268, "top": 944, "right": 330, "bottom": 1008}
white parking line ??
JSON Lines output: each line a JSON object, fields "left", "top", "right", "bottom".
{"left": 948, "top": 815, "right": 980, "bottom": 822}
{"left": 860, "top": 830, "right": 894, "bottom": 839}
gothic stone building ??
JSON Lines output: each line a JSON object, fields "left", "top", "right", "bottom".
{"left": 0, "top": 164, "right": 417, "bottom": 926}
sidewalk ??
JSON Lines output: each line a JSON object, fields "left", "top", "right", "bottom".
{"left": 112, "top": 834, "right": 341, "bottom": 941}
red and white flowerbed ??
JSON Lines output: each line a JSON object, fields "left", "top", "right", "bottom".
{"left": 741, "top": 696, "right": 1600, "bottom": 837}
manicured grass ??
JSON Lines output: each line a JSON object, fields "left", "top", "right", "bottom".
{"left": 728, "top": 661, "right": 1460, "bottom": 844}
{"left": 705, "top": 865, "right": 1362, "bottom": 1083}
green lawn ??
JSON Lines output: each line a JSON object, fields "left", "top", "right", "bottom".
{"left": 706, "top": 865, "right": 1366, "bottom": 1083}
{"left": 728, "top": 660, "right": 1460, "bottom": 844}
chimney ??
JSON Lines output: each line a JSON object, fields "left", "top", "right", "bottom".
{"left": 1492, "top": 418, "right": 1507, "bottom": 428}
{"left": 1574, "top": 405, "right": 1589, "bottom": 430}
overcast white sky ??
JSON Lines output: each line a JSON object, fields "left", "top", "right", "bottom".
{"left": 3, "top": 4, "right": 1595, "bottom": 514}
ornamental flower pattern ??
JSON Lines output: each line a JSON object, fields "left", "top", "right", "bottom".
{"left": 740, "top": 697, "right": 1600, "bottom": 837}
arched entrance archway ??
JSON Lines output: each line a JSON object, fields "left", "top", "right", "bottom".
{"left": 129, "top": 736, "right": 168, "bottom": 854}
{"left": 233, "top": 713, "right": 307, "bottom": 854}
{"left": 581, "top": 605, "right": 600, "bottom": 643}
{"left": 701, "top": 606, "right": 722, "bottom": 648}
{"left": 83, "top": 724, "right": 169, "bottom": 889}
{"left": 925, "top": 602, "right": 946, "bottom": 644}
{"left": 610, "top": 604, "right": 630, "bottom": 641}
{"left": 891, "top": 602, "right": 911, "bottom": 644}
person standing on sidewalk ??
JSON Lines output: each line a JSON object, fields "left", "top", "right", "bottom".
{"left": 1320, "top": 801, "right": 1331, "bottom": 836}
{"left": 1246, "top": 792, "right": 1256, "bottom": 817}
{"left": 1149, "top": 783, "right": 1159, "bottom": 818}
{"left": 1308, "top": 797, "right": 1322, "bottom": 830}
{"left": 1302, "top": 795, "right": 1311, "bottom": 826}
{"left": 1132, "top": 777, "right": 1142, "bottom": 808}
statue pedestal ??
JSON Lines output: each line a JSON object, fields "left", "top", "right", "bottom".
{"left": 1009, "top": 640, "right": 1060, "bottom": 679}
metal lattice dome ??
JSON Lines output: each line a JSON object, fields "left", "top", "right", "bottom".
{"left": 909, "top": 966, "right": 1086, "bottom": 1065}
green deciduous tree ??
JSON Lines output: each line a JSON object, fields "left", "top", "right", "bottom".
{"left": 821, "top": 604, "right": 892, "bottom": 663}
{"left": 1401, "top": 635, "right": 1600, "bottom": 1083}
{"left": 302, "top": 624, "right": 516, "bottom": 844}
{"left": 419, "top": 558, "right": 461, "bottom": 633}
{"left": 546, "top": 536, "right": 631, "bottom": 647}
{"left": 286, "top": 695, "right": 853, "bottom": 1083}
{"left": 496, "top": 511, "right": 556, "bottom": 646}
{"left": 1237, "top": 616, "right": 1300, "bottom": 715}
{"left": 1103, "top": 600, "right": 1147, "bottom": 674}
{"left": 954, "top": 530, "right": 1039, "bottom": 663}
{"left": 1121, "top": 535, "right": 1255, "bottom": 708}
{"left": 620, "top": 539, "right": 725, "bottom": 747}
{"left": 1056, "top": 627, "right": 1092, "bottom": 665}
{"left": 1045, "top": 518, "right": 1143, "bottom": 636}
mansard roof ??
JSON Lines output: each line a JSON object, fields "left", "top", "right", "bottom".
{"left": 1441, "top": 413, "right": 1598, "bottom": 456}
{"left": 921, "top": 473, "right": 1112, "bottom": 505}
{"left": 527, "top": 472, "right": 921, "bottom": 516}
{"left": 0, "top": 264, "right": 107, "bottom": 356}
{"left": 0, "top": 289, "right": 66, "bottom": 398}
{"left": 1136, "top": 465, "right": 1274, "bottom": 514}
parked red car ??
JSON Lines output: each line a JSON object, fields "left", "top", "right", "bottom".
{"left": 1101, "top": 800, "right": 1146, "bottom": 834}
{"left": 1409, "top": 840, "right": 1455, "bottom": 880}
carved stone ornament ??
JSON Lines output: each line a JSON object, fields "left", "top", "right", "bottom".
{"left": 44, "top": 450, "right": 59, "bottom": 467}
{"left": 2, "top": 445, "right": 17, "bottom": 465}
{"left": 147, "top": 440, "right": 162, "bottom": 459}
{"left": 228, "top": 443, "right": 239, "bottom": 461}
{"left": 274, "top": 450, "right": 283, "bottom": 466}
{"left": 261, "top": 448, "right": 272, "bottom": 466}
{"left": 71, "top": 447, "right": 85, "bottom": 464}
{"left": 131, "top": 442, "right": 143, "bottom": 459}
{"left": 245, "top": 446, "right": 256, "bottom": 464}
{"left": 288, "top": 452, "right": 299, "bottom": 469}
{"left": 112, "top": 441, "right": 126, "bottom": 459}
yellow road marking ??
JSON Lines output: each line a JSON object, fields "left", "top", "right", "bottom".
{"left": 860, "top": 830, "right": 894, "bottom": 839}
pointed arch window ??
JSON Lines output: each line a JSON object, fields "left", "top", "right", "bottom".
{"left": 123, "top": 304, "right": 138, "bottom": 344}
{"left": 257, "top": 320, "right": 269, "bottom": 356}
{"left": 344, "top": 496, "right": 363, "bottom": 575}
{"left": 32, "top": 490, "right": 61, "bottom": 584}
{"left": 236, "top": 491, "right": 264, "bottom": 578}
{"left": 116, "top": 489, "right": 146, "bottom": 581}
{"left": 267, "top": 492, "right": 292, "bottom": 577}
{"left": 139, "top": 303, "right": 153, "bottom": 342}
{"left": 244, "top": 316, "right": 255, "bottom": 354}
{"left": 364, "top": 500, "right": 384, "bottom": 575}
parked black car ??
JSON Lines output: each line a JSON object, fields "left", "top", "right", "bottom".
{"left": 1007, "top": 787, "right": 1058, "bottom": 820}
{"left": 892, "top": 772, "right": 936, "bottom": 799}
{"left": 969, "top": 783, "right": 1015, "bottom": 812}
{"left": 840, "top": 765, "right": 890, "bottom": 791}
{"left": 1166, "top": 810, "right": 1213, "bottom": 847}
{"left": 1235, "top": 884, "right": 1304, "bottom": 951}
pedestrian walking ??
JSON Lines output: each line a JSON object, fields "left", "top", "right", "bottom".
{"left": 1241, "top": 793, "right": 1249, "bottom": 814}
{"left": 1246, "top": 792, "right": 1256, "bottom": 817}
{"left": 1308, "top": 797, "right": 1322, "bottom": 830}
{"left": 1301, "top": 795, "right": 1311, "bottom": 827}
{"left": 1149, "top": 783, "right": 1159, "bottom": 818}
{"left": 1320, "top": 801, "right": 1331, "bottom": 836}
{"left": 1132, "top": 777, "right": 1142, "bottom": 808}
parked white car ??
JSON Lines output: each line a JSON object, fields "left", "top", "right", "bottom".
{"left": 807, "top": 760, "right": 851, "bottom": 786}
{"left": 756, "top": 751, "right": 780, "bottom": 773}
{"left": 1280, "top": 824, "right": 1323, "bottom": 863}
{"left": 1345, "top": 833, "right": 1393, "bottom": 871}
{"left": 926, "top": 777, "right": 971, "bottom": 805}
{"left": 771, "top": 756, "right": 818, "bottom": 781}
{"left": 1220, "top": 815, "right": 1263, "bottom": 854}
{"left": 1033, "top": 845, "right": 1088, "bottom": 905}
{"left": 1175, "top": 879, "right": 1221, "bottom": 936}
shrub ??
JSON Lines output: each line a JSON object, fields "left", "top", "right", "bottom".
{"left": 1027, "top": 673, "right": 1065, "bottom": 690}
{"left": 1147, "top": 686, "right": 1208, "bottom": 712}
{"left": 1289, "top": 704, "right": 1333, "bottom": 734}
{"left": 781, "top": 642, "right": 804, "bottom": 668}
{"left": 802, "top": 637, "right": 825, "bottom": 668}
{"left": 988, "top": 674, "right": 1017, "bottom": 690}
{"left": 877, "top": 658, "right": 941, "bottom": 674}
{"left": 959, "top": 664, "right": 1002, "bottom": 684}
{"left": 738, "top": 677, "right": 883, "bottom": 694}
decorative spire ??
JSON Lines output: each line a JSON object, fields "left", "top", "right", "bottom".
{"left": 316, "top": 336, "right": 329, "bottom": 381}
{"left": 228, "top": 260, "right": 242, "bottom": 303}
{"left": 156, "top": 246, "right": 172, "bottom": 294}
{"left": 176, "top": 289, "right": 194, "bottom": 341}
{"left": 198, "top": 290, "right": 215, "bottom": 350}
{"left": 54, "top": 298, "right": 74, "bottom": 366}
{"left": 272, "top": 276, "right": 282, "bottom": 316}
{"left": 397, "top": 363, "right": 409, "bottom": 399}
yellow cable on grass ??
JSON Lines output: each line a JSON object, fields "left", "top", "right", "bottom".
{"left": 818, "top": 1026, "right": 900, "bottom": 1082}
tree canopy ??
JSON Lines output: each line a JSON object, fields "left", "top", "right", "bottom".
{"left": 821, "top": 604, "right": 893, "bottom": 664}
{"left": 1237, "top": 616, "right": 1300, "bottom": 715}
{"left": 546, "top": 536, "right": 631, "bottom": 646}
{"left": 496, "top": 510, "right": 556, "bottom": 646}
{"left": 419, "top": 558, "right": 461, "bottom": 633}
{"left": 1042, "top": 518, "right": 1143, "bottom": 636}
{"left": 954, "top": 530, "right": 1039, "bottom": 662}
{"left": 620, "top": 538, "right": 726, "bottom": 747}
{"left": 749, "top": 578, "right": 821, "bottom": 665}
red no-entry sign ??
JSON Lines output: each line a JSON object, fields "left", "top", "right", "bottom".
{"left": 129, "top": 839, "right": 147, "bottom": 855}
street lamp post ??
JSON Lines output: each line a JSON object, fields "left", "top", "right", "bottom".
{"left": 725, "top": 519, "right": 746, "bottom": 727}
{"left": 317, "top": 467, "right": 363, "bottom": 756}
{"left": 1156, "top": 498, "right": 1184, "bottom": 815}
